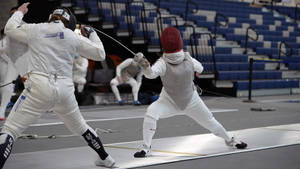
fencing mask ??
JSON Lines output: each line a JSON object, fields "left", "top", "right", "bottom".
{"left": 160, "top": 27, "right": 183, "bottom": 54}
{"left": 49, "top": 7, "right": 77, "bottom": 31}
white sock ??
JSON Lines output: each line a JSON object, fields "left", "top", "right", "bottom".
{"left": 143, "top": 116, "right": 157, "bottom": 149}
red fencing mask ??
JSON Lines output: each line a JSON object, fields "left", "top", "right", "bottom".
{"left": 160, "top": 27, "right": 183, "bottom": 54}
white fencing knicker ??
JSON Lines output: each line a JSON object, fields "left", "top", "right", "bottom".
{"left": 1, "top": 71, "right": 90, "bottom": 139}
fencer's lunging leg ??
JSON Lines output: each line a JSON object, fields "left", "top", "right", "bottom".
{"left": 186, "top": 94, "right": 231, "bottom": 142}
{"left": 55, "top": 109, "right": 110, "bottom": 160}
{"left": 143, "top": 115, "right": 157, "bottom": 149}
{"left": 190, "top": 114, "right": 231, "bottom": 142}
{"left": 82, "top": 128, "right": 108, "bottom": 160}
{"left": 0, "top": 133, "right": 14, "bottom": 169}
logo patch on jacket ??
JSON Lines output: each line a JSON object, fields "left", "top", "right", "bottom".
{"left": 44, "top": 32, "right": 64, "bottom": 39}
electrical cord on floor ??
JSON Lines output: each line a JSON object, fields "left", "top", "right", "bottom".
{"left": 18, "top": 128, "right": 117, "bottom": 140}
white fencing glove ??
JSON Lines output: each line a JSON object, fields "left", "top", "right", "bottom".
{"left": 134, "top": 52, "right": 150, "bottom": 69}
{"left": 81, "top": 25, "right": 95, "bottom": 38}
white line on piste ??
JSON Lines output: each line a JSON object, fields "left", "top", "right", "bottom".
{"left": 31, "top": 116, "right": 145, "bottom": 127}
{"left": 0, "top": 108, "right": 238, "bottom": 129}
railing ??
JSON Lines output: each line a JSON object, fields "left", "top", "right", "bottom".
{"left": 277, "top": 41, "right": 293, "bottom": 69}
{"left": 125, "top": 0, "right": 134, "bottom": 34}
{"left": 97, "top": 0, "right": 117, "bottom": 24}
{"left": 295, "top": 3, "right": 300, "bottom": 23}
{"left": 97, "top": 0, "right": 104, "bottom": 18}
{"left": 158, "top": 0, "right": 161, "bottom": 9}
{"left": 126, "top": 0, "right": 154, "bottom": 41}
{"left": 191, "top": 32, "right": 217, "bottom": 80}
{"left": 243, "top": 26, "right": 258, "bottom": 54}
{"left": 270, "top": 0, "right": 282, "bottom": 12}
{"left": 143, "top": 7, "right": 159, "bottom": 44}
{"left": 184, "top": 0, "right": 198, "bottom": 23}
{"left": 156, "top": 14, "right": 179, "bottom": 50}
{"left": 76, "top": 0, "right": 89, "bottom": 13}
{"left": 175, "top": 24, "right": 197, "bottom": 57}
{"left": 247, "top": 58, "right": 254, "bottom": 102}
{"left": 270, "top": 0, "right": 275, "bottom": 12}
{"left": 109, "top": 0, "right": 118, "bottom": 24}
{"left": 278, "top": 41, "right": 293, "bottom": 59}
{"left": 157, "top": 0, "right": 168, "bottom": 9}
{"left": 214, "top": 13, "right": 228, "bottom": 39}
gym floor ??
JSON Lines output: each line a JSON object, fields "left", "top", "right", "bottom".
{"left": 1, "top": 94, "right": 300, "bottom": 169}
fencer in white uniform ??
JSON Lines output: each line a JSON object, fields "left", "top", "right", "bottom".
{"left": 0, "top": 7, "right": 29, "bottom": 121}
{"left": 134, "top": 27, "right": 247, "bottom": 158}
{"left": 73, "top": 55, "right": 89, "bottom": 93}
{"left": 110, "top": 58, "right": 143, "bottom": 105}
{"left": 0, "top": 3, "right": 115, "bottom": 168}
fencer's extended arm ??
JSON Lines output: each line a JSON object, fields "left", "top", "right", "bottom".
{"left": 4, "top": 11, "right": 30, "bottom": 44}
{"left": 77, "top": 32, "right": 106, "bottom": 61}
{"left": 143, "top": 58, "right": 166, "bottom": 79}
{"left": 116, "top": 58, "right": 132, "bottom": 77}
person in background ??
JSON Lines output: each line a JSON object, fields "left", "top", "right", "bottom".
{"left": 0, "top": 6, "right": 29, "bottom": 121}
{"left": 72, "top": 27, "right": 89, "bottom": 93}
{"left": 110, "top": 57, "right": 143, "bottom": 105}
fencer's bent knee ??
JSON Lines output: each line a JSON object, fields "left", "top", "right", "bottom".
{"left": 146, "top": 105, "right": 159, "bottom": 120}
{"left": 110, "top": 78, "right": 118, "bottom": 86}
{"left": 144, "top": 115, "right": 156, "bottom": 124}
{"left": 110, "top": 81, "right": 115, "bottom": 86}
{"left": 143, "top": 115, "right": 157, "bottom": 133}
{"left": 56, "top": 107, "right": 90, "bottom": 136}
{"left": 69, "top": 122, "right": 89, "bottom": 136}
{"left": 1, "top": 125, "right": 18, "bottom": 140}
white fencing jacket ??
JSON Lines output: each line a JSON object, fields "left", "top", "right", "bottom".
{"left": 143, "top": 51, "right": 204, "bottom": 106}
{"left": 116, "top": 58, "right": 143, "bottom": 83}
{"left": 5, "top": 11, "right": 106, "bottom": 78}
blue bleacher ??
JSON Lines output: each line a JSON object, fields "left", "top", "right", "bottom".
{"left": 218, "top": 71, "right": 282, "bottom": 80}
{"left": 288, "top": 63, "right": 300, "bottom": 70}
{"left": 83, "top": 0, "right": 300, "bottom": 93}
{"left": 234, "top": 79, "right": 299, "bottom": 90}
{"left": 202, "top": 62, "right": 265, "bottom": 71}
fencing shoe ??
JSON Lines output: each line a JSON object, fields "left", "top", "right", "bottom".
{"left": 133, "top": 100, "right": 141, "bottom": 106}
{"left": 118, "top": 100, "right": 124, "bottom": 105}
{"left": 134, "top": 145, "right": 151, "bottom": 158}
{"left": 95, "top": 155, "right": 115, "bottom": 168}
{"left": 225, "top": 137, "right": 247, "bottom": 149}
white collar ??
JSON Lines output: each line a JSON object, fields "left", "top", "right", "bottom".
{"left": 163, "top": 50, "right": 185, "bottom": 64}
{"left": 51, "top": 20, "right": 65, "bottom": 27}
